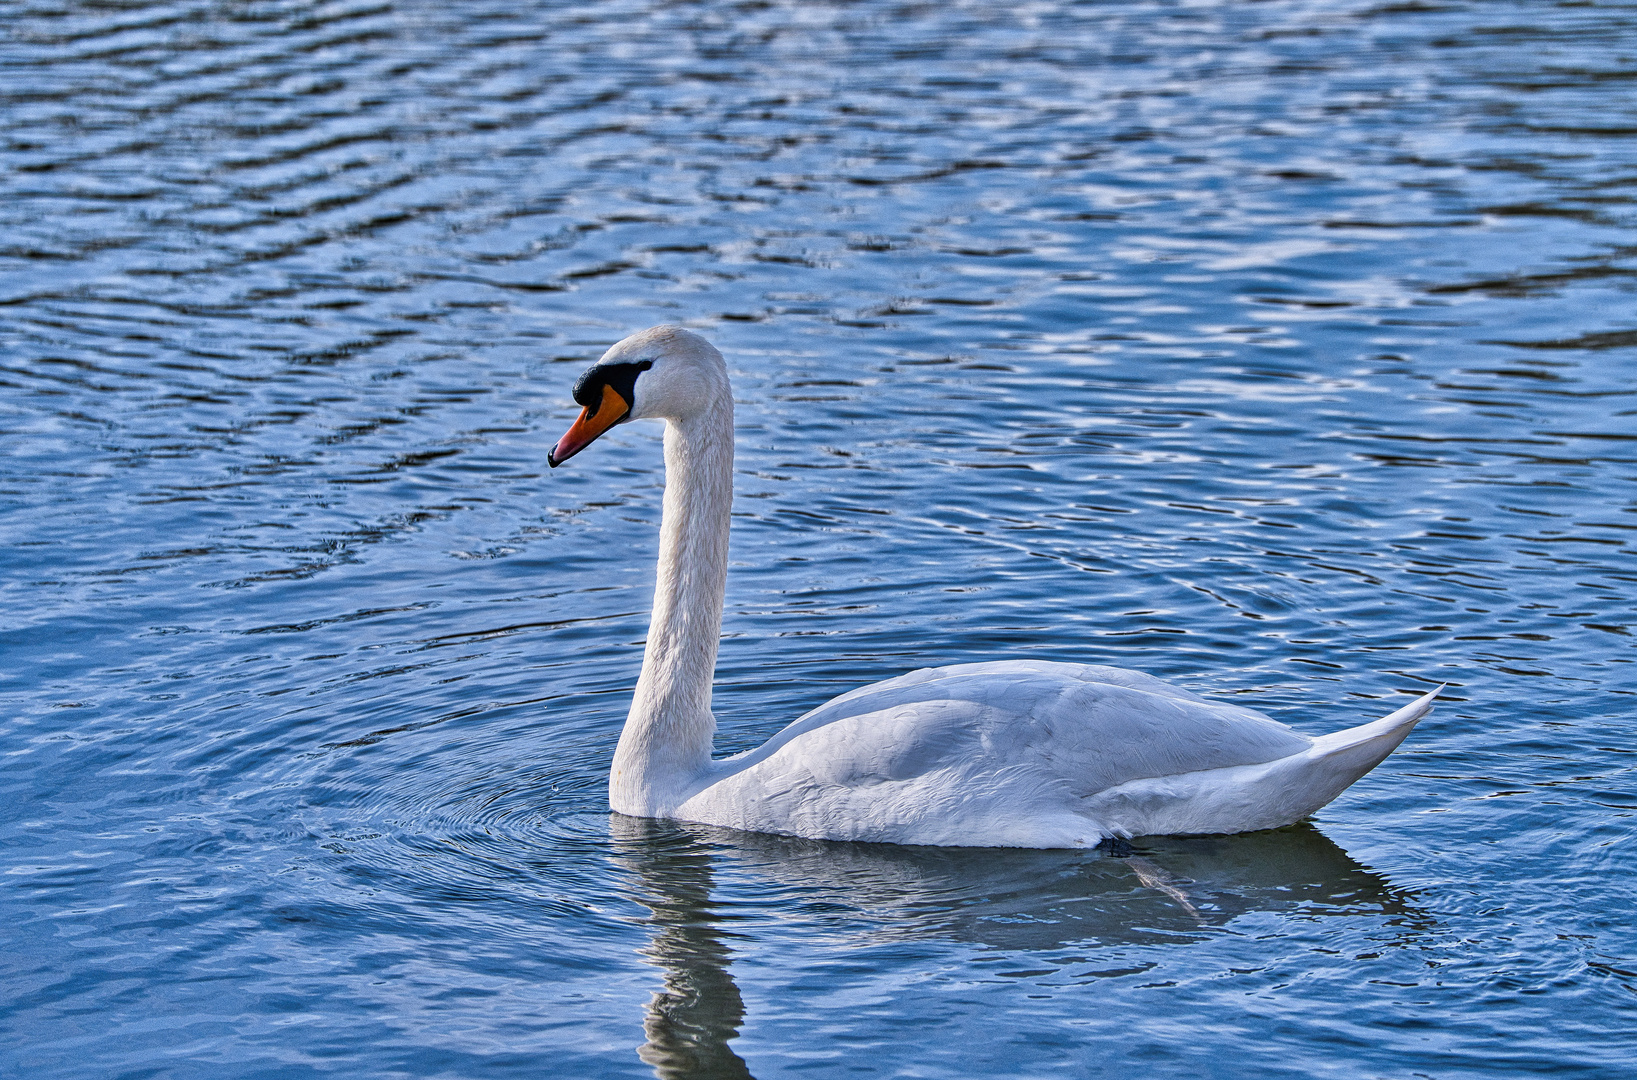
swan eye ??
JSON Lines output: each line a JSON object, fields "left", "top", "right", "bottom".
{"left": 572, "top": 359, "right": 652, "bottom": 409}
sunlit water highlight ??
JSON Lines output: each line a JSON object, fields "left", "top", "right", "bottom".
{"left": 3, "top": 1, "right": 1635, "bottom": 1076}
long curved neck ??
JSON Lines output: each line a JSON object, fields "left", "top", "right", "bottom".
{"left": 610, "top": 399, "right": 733, "bottom": 815}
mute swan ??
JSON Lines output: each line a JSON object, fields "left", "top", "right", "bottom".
{"left": 549, "top": 326, "right": 1439, "bottom": 848}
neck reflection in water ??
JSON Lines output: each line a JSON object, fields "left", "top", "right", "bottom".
{"left": 611, "top": 817, "right": 1425, "bottom": 1079}
{"left": 612, "top": 816, "right": 755, "bottom": 1080}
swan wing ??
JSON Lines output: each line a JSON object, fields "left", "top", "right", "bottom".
{"left": 683, "top": 661, "right": 1319, "bottom": 845}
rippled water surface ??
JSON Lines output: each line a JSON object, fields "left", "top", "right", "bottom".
{"left": 5, "top": 1, "right": 1636, "bottom": 1076}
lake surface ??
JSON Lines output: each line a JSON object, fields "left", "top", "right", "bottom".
{"left": 4, "top": 0, "right": 1635, "bottom": 1076}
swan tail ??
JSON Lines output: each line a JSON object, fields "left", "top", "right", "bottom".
{"left": 1303, "top": 683, "right": 1443, "bottom": 787}
{"left": 1079, "top": 685, "right": 1443, "bottom": 839}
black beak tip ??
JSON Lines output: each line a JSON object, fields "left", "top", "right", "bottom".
{"left": 547, "top": 450, "right": 561, "bottom": 469}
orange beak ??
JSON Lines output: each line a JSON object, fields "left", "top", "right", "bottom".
{"left": 548, "top": 383, "right": 631, "bottom": 468}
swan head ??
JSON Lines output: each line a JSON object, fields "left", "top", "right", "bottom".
{"left": 547, "top": 326, "right": 728, "bottom": 468}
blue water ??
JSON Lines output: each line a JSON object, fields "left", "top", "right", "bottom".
{"left": 4, "top": 1, "right": 1635, "bottom": 1076}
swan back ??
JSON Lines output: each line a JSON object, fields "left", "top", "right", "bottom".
{"left": 717, "top": 661, "right": 1313, "bottom": 803}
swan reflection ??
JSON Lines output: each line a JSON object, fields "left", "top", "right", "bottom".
{"left": 712, "top": 821, "right": 1424, "bottom": 951}
{"left": 612, "top": 817, "right": 755, "bottom": 1080}
{"left": 611, "top": 817, "right": 1422, "bottom": 1079}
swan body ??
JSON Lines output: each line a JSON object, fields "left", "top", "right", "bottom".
{"left": 549, "top": 326, "right": 1438, "bottom": 849}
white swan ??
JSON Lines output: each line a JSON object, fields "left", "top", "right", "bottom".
{"left": 548, "top": 326, "right": 1439, "bottom": 848}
